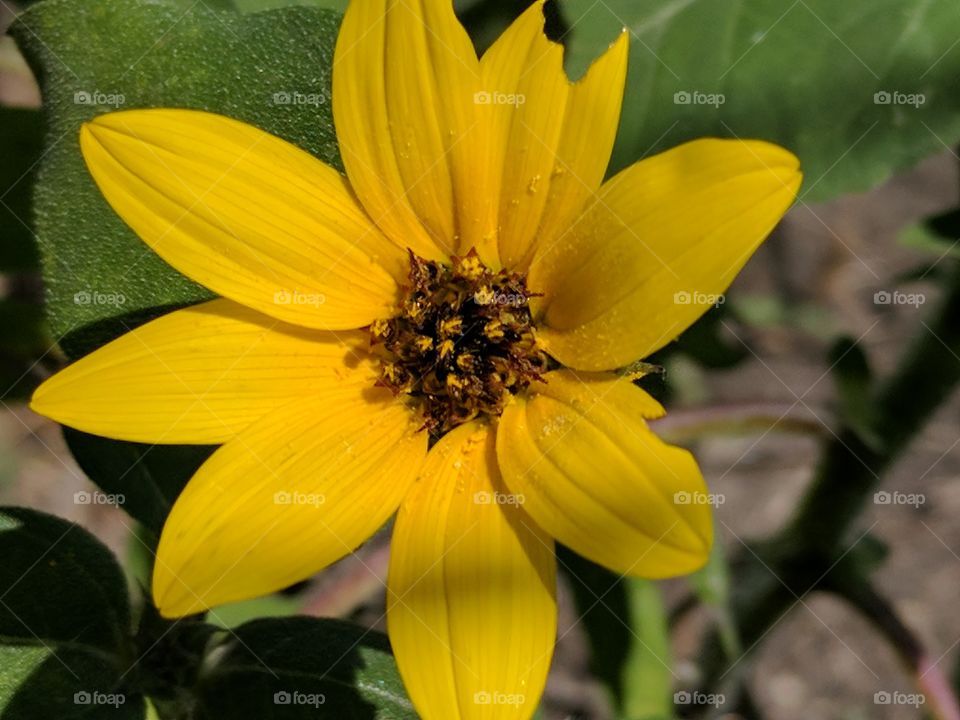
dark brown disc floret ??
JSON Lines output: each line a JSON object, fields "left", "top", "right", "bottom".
{"left": 369, "top": 249, "right": 550, "bottom": 436}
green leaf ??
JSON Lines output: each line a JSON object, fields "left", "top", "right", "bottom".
{"left": 620, "top": 580, "right": 673, "bottom": 720}
{"left": 559, "top": 549, "right": 676, "bottom": 718}
{"left": 205, "top": 593, "right": 303, "bottom": 630}
{"left": 730, "top": 292, "right": 836, "bottom": 340}
{"left": 900, "top": 206, "right": 960, "bottom": 259}
{"left": 192, "top": 0, "right": 237, "bottom": 8}
{"left": 62, "top": 429, "right": 214, "bottom": 536}
{"left": 0, "top": 107, "right": 43, "bottom": 273}
{"left": 659, "top": 306, "right": 746, "bottom": 369}
{"left": 0, "top": 298, "right": 50, "bottom": 401}
{"left": 462, "top": 0, "right": 566, "bottom": 54}
{"left": 829, "top": 336, "right": 882, "bottom": 449}
{"left": 234, "top": 0, "right": 347, "bottom": 11}
{"left": 839, "top": 532, "right": 890, "bottom": 576}
{"left": 901, "top": 222, "right": 960, "bottom": 259}
{"left": 453, "top": 0, "right": 491, "bottom": 14}
{"left": 561, "top": 0, "right": 960, "bottom": 204}
{"left": 131, "top": 605, "right": 218, "bottom": 710}
{"left": 0, "top": 644, "right": 144, "bottom": 720}
{"left": 11, "top": 0, "right": 343, "bottom": 358}
{"left": 0, "top": 506, "right": 130, "bottom": 650}
{"left": 924, "top": 208, "right": 960, "bottom": 241}
{"left": 195, "top": 617, "right": 416, "bottom": 719}
{"left": 558, "top": 548, "right": 631, "bottom": 705}
{"left": 0, "top": 507, "right": 143, "bottom": 719}
{"left": 13, "top": 0, "right": 343, "bottom": 530}
{"left": 689, "top": 539, "right": 741, "bottom": 662}
{"left": 144, "top": 698, "right": 160, "bottom": 720}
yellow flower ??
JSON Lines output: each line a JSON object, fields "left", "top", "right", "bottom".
{"left": 30, "top": 0, "right": 800, "bottom": 716}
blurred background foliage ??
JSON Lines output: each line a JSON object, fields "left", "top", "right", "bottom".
{"left": 2, "top": 0, "right": 960, "bottom": 718}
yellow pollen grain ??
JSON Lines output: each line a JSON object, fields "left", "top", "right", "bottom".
{"left": 371, "top": 318, "right": 391, "bottom": 338}
{"left": 406, "top": 302, "right": 423, "bottom": 322}
{"left": 458, "top": 256, "right": 484, "bottom": 280}
{"left": 439, "top": 317, "right": 463, "bottom": 336}
{"left": 484, "top": 320, "right": 504, "bottom": 341}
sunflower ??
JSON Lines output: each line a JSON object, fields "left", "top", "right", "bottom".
{"left": 30, "top": 0, "right": 800, "bottom": 716}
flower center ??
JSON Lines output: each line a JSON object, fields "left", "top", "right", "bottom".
{"left": 370, "top": 249, "right": 549, "bottom": 436}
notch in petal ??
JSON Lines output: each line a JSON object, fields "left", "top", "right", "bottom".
{"left": 334, "top": 0, "right": 493, "bottom": 263}
{"left": 480, "top": 2, "right": 629, "bottom": 270}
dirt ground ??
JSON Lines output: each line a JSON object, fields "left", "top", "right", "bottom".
{"left": 668, "top": 151, "right": 960, "bottom": 720}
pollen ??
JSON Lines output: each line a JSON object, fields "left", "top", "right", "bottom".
{"left": 439, "top": 317, "right": 463, "bottom": 336}
{"left": 438, "top": 339, "right": 456, "bottom": 359}
{"left": 370, "top": 249, "right": 549, "bottom": 435}
{"left": 483, "top": 320, "right": 505, "bottom": 341}
{"left": 371, "top": 318, "right": 391, "bottom": 339}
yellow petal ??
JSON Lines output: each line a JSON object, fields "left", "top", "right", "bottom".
{"left": 497, "top": 370, "right": 712, "bottom": 578}
{"left": 80, "top": 109, "right": 403, "bottom": 330}
{"left": 334, "top": 0, "right": 494, "bottom": 262}
{"left": 530, "top": 139, "right": 802, "bottom": 371}
{"left": 388, "top": 422, "right": 556, "bottom": 720}
{"left": 480, "top": 2, "right": 629, "bottom": 270}
{"left": 153, "top": 385, "right": 426, "bottom": 617}
{"left": 30, "top": 299, "right": 374, "bottom": 444}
